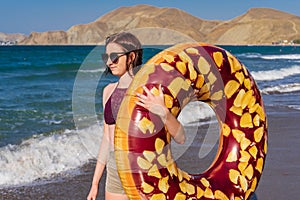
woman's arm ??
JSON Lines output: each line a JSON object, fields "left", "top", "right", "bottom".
{"left": 87, "top": 122, "right": 109, "bottom": 200}
{"left": 87, "top": 84, "right": 116, "bottom": 200}
{"left": 135, "top": 84, "right": 186, "bottom": 144}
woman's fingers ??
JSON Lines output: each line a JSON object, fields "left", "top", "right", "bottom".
{"left": 136, "top": 85, "right": 165, "bottom": 113}
{"left": 136, "top": 92, "right": 147, "bottom": 103}
{"left": 136, "top": 86, "right": 152, "bottom": 102}
{"left": 142, "top": 86, "right": 151, "bottom": 95}
{"left": 135, "top": 100, "right": 143, "bottom": 106}
{"left": 135, "top": 93, "right": 147, "bottom": 107}
{"left": 159, "top": 84, "right": 164, "bottom": 97}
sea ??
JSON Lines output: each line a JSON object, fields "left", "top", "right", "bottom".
{"left": 0, "top": 44, "right": 300, "bottom": 188}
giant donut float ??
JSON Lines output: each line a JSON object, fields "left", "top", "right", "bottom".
{"left": 114, "top": 43, "right": 268, "bottom": 200}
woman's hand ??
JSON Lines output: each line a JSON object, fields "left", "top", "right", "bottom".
{"left": 136, "top": 84, "right": 186, "bottom": 144}
{"left": 135, "top": 84, "right": 168, "bottom": 120}
{"left": 87, "top": 184, "right": 98, "bottom": 200}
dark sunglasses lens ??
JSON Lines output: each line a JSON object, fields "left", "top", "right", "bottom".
{"left": 110, "top": 53, "right": 120, "bottom": 63}
{"left": 101, "top": 54, "right": 108, "bottom": 63}
{"left": 102, "top": 52, "right": 127, "bottom": 64}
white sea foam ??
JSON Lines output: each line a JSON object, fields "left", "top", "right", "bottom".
{"left": 251, "top": 65, "right": 300, "bottom": 81}
{"left": 260, "top": 54, "right": 300, "bottom": 60}
{"left": 0, "top": 124, "right": 102, "bottom": 187}
{"left": 0, "top": 101, "right": 216, "bottom": 187}
{"left": 237, "top": 53, "right": 261, "bottom": 59}
{"left": 288, "top": 105, "right": 300, "bottom": 110}
{"left": 178, "top": 101, "right": 215, "bottom": 125}
{"left": 238, "top": 53, "right": 300, "bottom": 60}
{"left": 261, "top": 83, "right": 300, "bottom": 94}
{"left": 78, "top": 68, "right": 105, "bottom": 73}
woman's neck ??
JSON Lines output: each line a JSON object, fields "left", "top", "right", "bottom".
{"left": 118, "top": 72, "right": 133, "bottom": 88}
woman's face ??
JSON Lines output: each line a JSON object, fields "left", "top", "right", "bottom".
{"left": 105, "top": 42, "right": 128, "bottom": 77}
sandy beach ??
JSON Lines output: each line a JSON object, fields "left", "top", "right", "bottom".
{"left": 1, "top": 108, "right": 299, "bottom": 200}
{"left": 255, "top": 108, "right": 300, "bottom": 199}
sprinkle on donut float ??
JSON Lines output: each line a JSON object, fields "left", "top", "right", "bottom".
{"left": 114, "top": 43, "right": 268, "bottom": 200}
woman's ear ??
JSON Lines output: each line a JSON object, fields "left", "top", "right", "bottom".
{"left": 128, "top": 51, "right": 136, "bottom": 64}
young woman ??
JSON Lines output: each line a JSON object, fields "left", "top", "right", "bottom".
{"left": 87, "top": 32, "right": 185, "bottom": 200}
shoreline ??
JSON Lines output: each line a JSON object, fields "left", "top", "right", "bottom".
{"left": 1, "top": 110, "right": 300, "bottom": 199}
{"left": 5, "top": 43, "right": 300, "bottom": 46}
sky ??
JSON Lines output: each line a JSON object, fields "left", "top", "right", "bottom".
{"left": 1, "top": 0, "right": 299, "bottom": 35}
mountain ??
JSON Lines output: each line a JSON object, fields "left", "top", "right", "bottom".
{"left": 0, "top": 32, "right": 26, "bottom": 45}
{"left": 14, "top": 5, "right": 300, "bottom": 45}
{"left": 92, "top": 4, "right": 221, "bottom": 44}
{"left": 206, "top": 8, "right": 300, "bottom": 44}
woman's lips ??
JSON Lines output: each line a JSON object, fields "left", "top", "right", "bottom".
{"left": 109, "top": 66, "right": 117, "bottom": 70}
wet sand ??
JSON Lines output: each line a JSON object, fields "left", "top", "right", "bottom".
{"left": 255, "top": 109, "right": 300, "bottom": 199}
{"left": 1, "top": 109, "right": 299, "bottom": 200}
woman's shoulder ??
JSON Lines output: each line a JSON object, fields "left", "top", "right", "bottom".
{"left": 103, "top": 82, "right": 118, "bottom": 102}
{"left": 104, "top": 82, "right": 117, "bottom": 92}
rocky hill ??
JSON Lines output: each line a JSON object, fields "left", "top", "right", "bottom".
{"left": 12, "top": 5, "right": 300, "bottom": 45}
{"left": 206, "top": 8, "right": 300, "bottom": 44}
{"left": 0, "top": 32, "right": 26, "bottom": 45}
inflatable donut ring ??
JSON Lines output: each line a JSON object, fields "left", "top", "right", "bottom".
{"left": 115, "top": 43, "right": 268, "bottom": 200}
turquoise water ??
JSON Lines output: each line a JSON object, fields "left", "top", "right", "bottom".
{"left": 0, "top": 45, "right": 300, "bottom": 186}
{"left": 1, "top": 46, "right": 90, "bottom": 146}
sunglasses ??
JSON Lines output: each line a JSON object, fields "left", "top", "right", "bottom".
{"left": 101, "top": 52, "right": 129, "bottom": 64}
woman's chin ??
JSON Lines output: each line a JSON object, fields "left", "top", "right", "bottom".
{"left": 112, "top": 71, "right": 121, "bottom": 77}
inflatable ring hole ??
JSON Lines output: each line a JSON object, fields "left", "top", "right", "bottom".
{"left": 173, "top": 101, "right": 220, "bottom": 174}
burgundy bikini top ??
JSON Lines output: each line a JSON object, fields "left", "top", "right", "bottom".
{"left": 104, "top": 87, "right": 127, "bottom": 125}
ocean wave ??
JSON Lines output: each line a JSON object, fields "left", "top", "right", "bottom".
{"left": 237, "top": 53, "right": 300, "bottom": 60}
{"left": 236, "top": 53, "right": 262, "bottom": 59}
{"left": 261, "top": 83, "right": 300, "bottom": 94}
{"left": 44, "top": 60, "right": 84, "bottom": 67}
{"left": 0, "top": 101, "right": 215, "bottom": 187}
{"left": 0, "top": 125, "right": 102, "bottom": 187}
{"left": 287, "top": 105, "right": 300, "bottom": 110}
{"left": 260, "top": 54, "right": 300, "bottom": 60}
{"left": 78, "top": 68, "right": 105, "bottom": 73}
{"left": 178, "top": 101, "right": 215, "bottom": 124}
{"left": 251, "top": 65, "right": 300, "bottom": 81}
